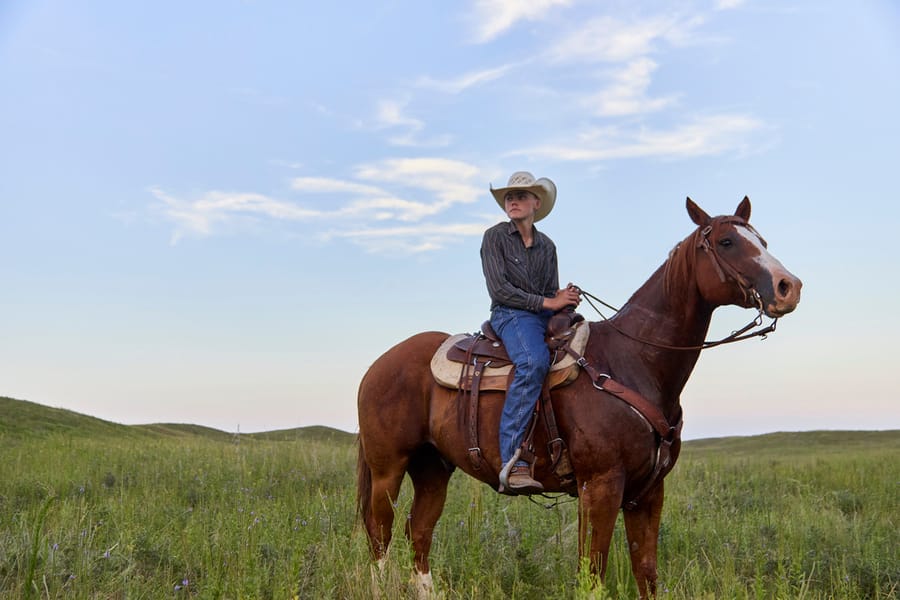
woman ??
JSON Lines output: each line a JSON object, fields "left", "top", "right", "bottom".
{"left": 480, "top": 171, "right": 581, "bottom": 494}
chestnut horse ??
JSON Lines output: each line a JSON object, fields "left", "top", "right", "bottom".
{"left": 357, "top": 197, "right": 801, "bottom": 598}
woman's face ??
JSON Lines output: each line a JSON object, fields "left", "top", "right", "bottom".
{"left": 504, "top": 190, "right": 540, "bottom": 221}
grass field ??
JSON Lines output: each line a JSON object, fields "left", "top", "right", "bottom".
{"left": 1, "top": 396, "right": 897, "bottom": 599}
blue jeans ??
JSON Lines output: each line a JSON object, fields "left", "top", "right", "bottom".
{"left": 491, "top": 306, "right": 552, "bottom": 467}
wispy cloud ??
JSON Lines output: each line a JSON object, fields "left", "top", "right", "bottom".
{"left": 150, "top": 187, "right": 324, "bottom": 244}
{"left": 354, "top": 157, "right": 482, "bottom": 207}
{"left": 375, "top": 99, "right": 453, "bottom": 147}
{"left": 153, "top": 4, "right": 766, "bottom": 252}
{"left": 320, "top": 220, "right": 494, "bottom": 254}
{"left": 415, "top": 63, "right": 517, "bottom": 94}
{"left": 715, "top": 0, "right": 745, "bottom": 10}
{"left": 469, "top": 0, "right": 575, "bottom": 43}
{"left": 544, "top": 15, "right": 696, "bottom": 64}
{"left": 509, "top": 114, "right": 767, "bottom": 161}
{"left": 377, "top": 10, "right": 707, "bottom": 157}
{"left": 153, "top": 158, "right": 491, "bottom": 252}
{"left": 376, "top": 99, "right": 423, "bottom": 134}
{"left": 583, "top": 58, "right": 678, "bottom": 116}
{"left": 290, "top": 177, "right": 384, "bottom": 197}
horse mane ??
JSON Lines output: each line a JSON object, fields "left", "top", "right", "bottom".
{"left": 662, "top": 227, "right": 702, "bottom": 301}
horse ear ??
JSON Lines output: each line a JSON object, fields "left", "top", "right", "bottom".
{"left": 686, "top": 197, "right": 711, "bottom": 227}
{"left": 735, "top": 196, "right": 751, "bottom": 221}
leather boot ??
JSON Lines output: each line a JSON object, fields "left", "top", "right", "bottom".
{"left": 506, "top": 465, "right": 544, "bottom": 494}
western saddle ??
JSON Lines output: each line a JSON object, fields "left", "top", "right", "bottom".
{"left": 439, "top": 310, "right": 586, "bottom": 492}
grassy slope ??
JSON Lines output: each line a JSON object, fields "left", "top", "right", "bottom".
{"left": 1, "top": 394, "right": 895, "bottom": 451}
{"left": 0, "top": 396, "right": 355, "bottom": 444}
{"left": 0, "top": 396, "right": 147, "bottom": 439}
{"left": 684, "top": 429, "right": 900, "bottom": 457}
{"left": 1, "top": 395, "right": 896, "bottom": 598}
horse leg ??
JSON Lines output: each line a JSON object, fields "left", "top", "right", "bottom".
{"left": 577, "top": 475, "right": 625, "bottom": 582}
{"left": 364, "top": 463, "right": 408, "bottom": 561}
{"left": 405, "top": 446, "right": 453, "bottom": 598}
{"left": 622, "top": 483, "right": 665, "bottom": 599}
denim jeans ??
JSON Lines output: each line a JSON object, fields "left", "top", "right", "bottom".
{"left": 490, "top": 306, "right": 552, "bottom": 467}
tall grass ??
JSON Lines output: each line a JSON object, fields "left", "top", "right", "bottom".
{"left": 0, "top": 429, "right": 896, "bottom": 598}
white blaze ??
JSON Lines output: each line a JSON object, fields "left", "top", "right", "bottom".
{"left": 735, "top": 226, "right": 786, "bottom": 274}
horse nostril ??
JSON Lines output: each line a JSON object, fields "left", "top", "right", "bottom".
{"left": 777, "top": 278, "right": 792, "bottom": 299}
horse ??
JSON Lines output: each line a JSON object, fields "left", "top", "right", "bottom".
{"left": 356, "top": 197, "right": 802, "bottom": 598}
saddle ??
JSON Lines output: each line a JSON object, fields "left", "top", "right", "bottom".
{"left": 431, "top": 312, "right": 589, "bottom": 391}
{"left": 430, "top": 311, "right": 588, "bottom": 492}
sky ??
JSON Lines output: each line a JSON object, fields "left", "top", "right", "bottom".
{"left": 1, "top": 0, "right": 898, "bottom": 440}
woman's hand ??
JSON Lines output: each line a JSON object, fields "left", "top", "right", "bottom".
{"left": 543, "top": 284, "right": 581, "bottom": 311}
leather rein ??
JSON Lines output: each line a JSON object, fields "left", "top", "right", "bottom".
{"left": 577, "top": 220, "right": 779, "bottom": 352}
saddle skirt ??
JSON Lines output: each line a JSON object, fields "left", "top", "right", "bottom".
{"left": 430, "top": 320, "right": 590, "bottom": 391}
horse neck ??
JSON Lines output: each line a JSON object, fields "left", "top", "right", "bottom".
{"left": 600, "top": 248, "right": 714, "bottom": 413}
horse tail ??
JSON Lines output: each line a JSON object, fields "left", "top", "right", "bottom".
{"left": 356, "top": 435, "right": 372, "bottom": 527}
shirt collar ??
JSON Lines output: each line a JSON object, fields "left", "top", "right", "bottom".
{"left": 505, "top": 220, "right": 541, "bottom": 245}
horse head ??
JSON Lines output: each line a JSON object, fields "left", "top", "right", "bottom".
{"left": 671, "top": 197, "right": 802, "bottom": 318}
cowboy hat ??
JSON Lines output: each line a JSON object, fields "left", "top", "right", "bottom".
{"left": 490, "top": 171, "right": 557, "bottom": 222}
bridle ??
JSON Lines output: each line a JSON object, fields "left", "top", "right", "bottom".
{"left": 578, "top": 218, "right": 778, "bottom": 351}
{"left": 697, "top": 217, "right": 767, "bottom": 309}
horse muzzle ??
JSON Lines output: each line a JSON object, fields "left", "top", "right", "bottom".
{"left": 762, "top": 271, "right": 802, "bottom": 318}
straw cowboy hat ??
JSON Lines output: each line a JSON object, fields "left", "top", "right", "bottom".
{"left": 490, "top": 171, "right": 557, "bottom": 222}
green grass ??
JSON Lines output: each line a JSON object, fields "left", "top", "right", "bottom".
{"left": 0, "top": 396, "right": 897, "bottom": 598}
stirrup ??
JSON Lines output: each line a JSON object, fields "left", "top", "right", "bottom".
{"left": 498, "top": 449, "right": 522, "bottom": 492}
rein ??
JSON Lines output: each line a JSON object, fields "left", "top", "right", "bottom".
{"left": 574, "top": 217, "right": 778, "bottom": 351}
{"left": 578, "top": 289, "right": 777, "bottom": 351}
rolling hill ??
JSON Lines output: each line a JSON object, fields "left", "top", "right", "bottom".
{"left": 0, "top": 396, "right": 355, "bottom": 443}
{"left": 2, "top": 395, "right": 895, "bottom": 453}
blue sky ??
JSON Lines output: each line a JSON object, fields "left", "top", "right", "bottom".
{"left": 2, "top": 0, "right": 898, "bottom": 439}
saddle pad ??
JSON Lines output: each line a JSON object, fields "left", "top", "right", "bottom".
{"left": 430, "top": 321, "right": 590, "bottom": 391}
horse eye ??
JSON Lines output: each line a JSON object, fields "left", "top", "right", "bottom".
{"left": 718, "top": 238, "right": 732, "bottom": 248}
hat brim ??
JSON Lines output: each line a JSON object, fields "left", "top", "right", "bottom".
{"left": 490, "top": 178, "right": 556, "bottom": 222}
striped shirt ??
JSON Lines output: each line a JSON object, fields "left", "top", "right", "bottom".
{"left": 481, "top": 220, "right": 560, "bottom": 312}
